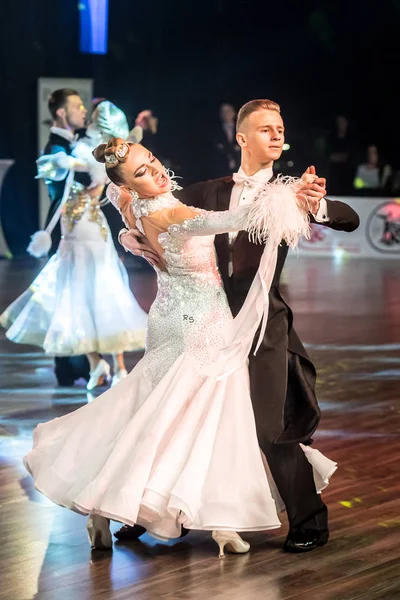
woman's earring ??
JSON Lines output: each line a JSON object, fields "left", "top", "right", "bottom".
{"left": 131, "top": 190, "right": 139, "bottom": 202}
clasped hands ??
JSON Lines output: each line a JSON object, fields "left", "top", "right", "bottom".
{"left": 297, "top": 165, "right": 327, "bottom": 215}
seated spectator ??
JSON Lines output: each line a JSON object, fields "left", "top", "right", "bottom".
{"left": 353, "top": 145, "right": 392, "bottom": 195}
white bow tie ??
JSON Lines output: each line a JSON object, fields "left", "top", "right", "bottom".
{"left": 232, "top": 172, "right": 267, "bottom": 187}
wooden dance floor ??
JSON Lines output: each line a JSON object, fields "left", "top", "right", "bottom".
{"left": 0, "top": 256, "right": 399, "bottom": 600}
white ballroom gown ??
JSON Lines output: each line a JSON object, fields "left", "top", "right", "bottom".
{"left": 1, "top": 157, "right": 147, "bottom": 356}
{"left": 23, "top": 185, "right": 337, "bottom": 540}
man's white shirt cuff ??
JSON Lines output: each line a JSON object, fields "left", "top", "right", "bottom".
{"left": 313, "top": 198, "right": 329, "bottom": 222}
{"left": 118, "top": 228, "right": 129, "bottom": 251}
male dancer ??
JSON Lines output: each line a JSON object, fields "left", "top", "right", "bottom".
{"left": 116, "top": 99, "right": 359, "bottom": 552}
{"left": 41, "top": 89, "right": 90, "bottom": 386}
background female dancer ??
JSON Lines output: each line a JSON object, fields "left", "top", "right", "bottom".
{"left": 1, "top": 106, "right": 147, "bottom": 390}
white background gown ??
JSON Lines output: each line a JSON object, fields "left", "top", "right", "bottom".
{"left": 1, "top": 141, "right": 147, "bottom": 355}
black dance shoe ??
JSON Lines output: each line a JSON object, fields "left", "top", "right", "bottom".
{"left": 114, "top": 524, "right": 190, "bottom": 541}
{"left": 283, "top": 529, "right": 329, "bottom": 553}
{"left": 114, "top": 524, "right": 147, "bottom": 541}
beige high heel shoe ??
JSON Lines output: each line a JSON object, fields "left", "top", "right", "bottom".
{"left": 86, "top": 514, "right": 113, "bottom": 550}
{"left": 212, "top": 530, "right": 250, "bottom": 558}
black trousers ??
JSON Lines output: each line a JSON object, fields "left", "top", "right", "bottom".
{"left": 54, "top": 355, "right": 90, "bottom": 385}
{"left": 248, "top": 338, "right": 328, "bottom": 534}
{"left": 262, "top": 435, "right": 328, "bottom": 533}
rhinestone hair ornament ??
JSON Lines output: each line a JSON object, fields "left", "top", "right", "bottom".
{"left": 104, "top": 142, "right": 129, "bottom": 168}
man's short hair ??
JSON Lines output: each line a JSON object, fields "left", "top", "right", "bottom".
{"left": 48, "top": 88, "right": 79, "bottom": 120}
{"left": 237, "top": 99, "right": 281, "bottom": 130}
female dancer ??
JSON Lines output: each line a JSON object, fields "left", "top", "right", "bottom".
{"left": 0, "top": 108, "right": 147, "bottom": 390}
{"left": 23, "top": 139, "right": 336, "bottom": 556}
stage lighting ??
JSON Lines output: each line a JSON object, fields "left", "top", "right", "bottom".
{"left": 79, "top": 0, "right": 109, "bottom": 55}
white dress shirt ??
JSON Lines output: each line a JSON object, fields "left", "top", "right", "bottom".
{"left": 49, "top": 126, "right": 78, "bottom": 145}
{"left": 229, "top": 166, "right": 274, "bottom": 245}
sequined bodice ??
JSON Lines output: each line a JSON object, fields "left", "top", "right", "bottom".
{"left": 62, "top": 183, "right": 108, "bottom": 241}
{"left": 131, "top": 193, "right": 250, "bottom": 387}
{"left": 132, "top": 193, "right": 226, "bottom": 286}
{"left": 131, "top": 194, "right": 180, "bottom": 231}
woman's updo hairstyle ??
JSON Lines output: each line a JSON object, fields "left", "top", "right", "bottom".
{"left": 93, "top": 137, "right": 133, "bottom": 186}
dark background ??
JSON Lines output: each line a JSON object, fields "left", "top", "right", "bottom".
{"left": 0, "top": 0, "right": 399, "bottom": 254}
